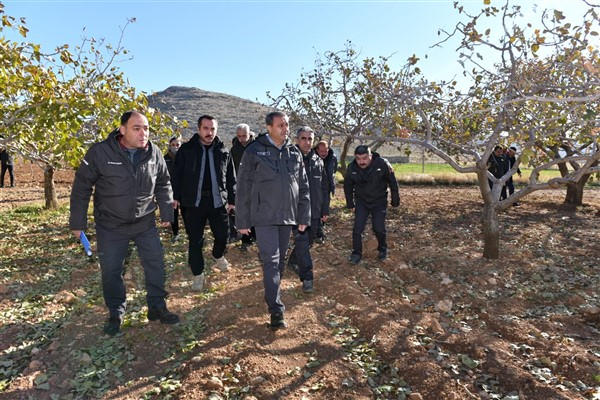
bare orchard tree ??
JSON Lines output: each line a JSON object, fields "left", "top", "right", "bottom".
{"left": 385, "top": 0, "right": 600, "bottom": 258}
{"left": 268, "top": 41, "right": 414, "bottom": 174}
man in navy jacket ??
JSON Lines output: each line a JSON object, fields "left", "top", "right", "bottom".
{"left": 236, "top": 111, "right": 310, "bottom": 330}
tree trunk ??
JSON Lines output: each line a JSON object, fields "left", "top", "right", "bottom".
{"left": 481, "top": 203, "right": 501, "bottom": 259}
{"left": 564, "top": 175, "right": 590, "bottom": 206}
{"left": 338, "top": 136, "right": 353, "bottom": 176}
{"left": 44, "top": 164, "right": 58, "bottom": 209}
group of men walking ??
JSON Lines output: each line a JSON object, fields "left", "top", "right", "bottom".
{"left": 69, "top": 110, "right": 401, "bottom": 335}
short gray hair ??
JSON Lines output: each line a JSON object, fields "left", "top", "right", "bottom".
{"left": 236, "top": 123, "right": 250, "bottom": 133}
{"left": 296, "top": 126, "right": 314, "bottom": 138}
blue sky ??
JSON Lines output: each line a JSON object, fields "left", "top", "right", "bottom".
{"left": 2, "top": 0, "right": 595, "bottom": 104}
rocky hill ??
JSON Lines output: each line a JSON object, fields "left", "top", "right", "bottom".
{"left": 148, "top": 86, "right": 272, "bottom": 141}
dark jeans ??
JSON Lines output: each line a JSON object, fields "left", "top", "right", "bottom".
{"left": 171, "top": 206, "right": 181, "bottom": 236}
{"left": 96, "top": 224, "right": 168, "bottom": 318}
{"left": 315, "top": 219, "right": 325, "bottom": 239}
{"left": 506, "top": 178, "right": 515, "bottom": 196}
{"left": 255, "top": 225, "right": 292, "bottom": 315}
{"left": 352, "top": 203, "right": 387, "bottom": 256}
{"left": 182, "top": 199, "right": 229, "bottom": 276}
{"left": 288, "top": 218, "right": 319, "bottom": 281}
{"left": 228, "top": 212, "right": 237, "bottom": 240}
{"left": 0, "top": 164, "right": 14, "bottom": 186}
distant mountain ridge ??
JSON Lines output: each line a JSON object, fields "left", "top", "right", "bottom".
{"left": 148, "top": 86, "right": 272, "bottom": 141}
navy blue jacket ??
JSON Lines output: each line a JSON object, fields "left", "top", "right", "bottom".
{"left": 236, "top": 134, "right": 310, "bottom": 228}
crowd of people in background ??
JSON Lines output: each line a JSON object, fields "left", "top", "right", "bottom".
{"left": 65, "top": 109, "right": 407, "bottom": 335}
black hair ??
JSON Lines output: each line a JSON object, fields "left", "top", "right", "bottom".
{"left": 120, "top": 111, "right": 143, "bottom": 125}
{"left": 265, "top": 111, "right": 287, "bottom": 126}
{"left": 197, "top": 114, "right": 217, "bottom": 128}
{"left": 509, "top": 146, "right": 517, "bottom": 151}
{"left": 354, "top": 145, "right": 371, "bottom": 155}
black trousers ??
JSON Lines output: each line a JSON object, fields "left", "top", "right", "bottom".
{"left": 288, "top": 218, "right": 319, "bottom": 281}
{"left": 96, "top": 224, "right": 168, "bottom": 318}
{"left": 0, "top": 164, "right": 14, "bottom": 186}
{"left": 352, "top": 202, "right": 387, "bottom": 256}
{"left": 182, "top": 199, "right": 229, "bottom": 276}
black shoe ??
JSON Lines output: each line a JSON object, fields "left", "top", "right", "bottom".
{"left": 270, "top": 313, "right": 287, "bottom": 331}
{"left": 147, "top": 307, "right": 180, "bottom": 324}
{"left": 513, "top": 202, "right": 521, "bottom": 207}
{"left": 349, "top": 254, "right": 361, "bottom": 265}
{"left": 302, "top": 280, "right": 314, "bottom": 293}
{"left": 378, "top": 250, "right": 388, "bottom": 261}
{"left": 103, "top": 317, "right": 122, "bottom": 336}
{"left": 240, "top": 242, "right": 250, "bottom": 252}
{"left": 314, "top": 236, "right": 325, "bottom": 244}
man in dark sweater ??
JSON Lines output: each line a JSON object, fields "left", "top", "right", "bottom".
{"left": 229, "top": 123, "right": 255, "bottom": 249}
{"left": 344, "top": 145, "right": 400, "bottom": 264}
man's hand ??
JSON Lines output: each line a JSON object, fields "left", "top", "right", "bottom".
{"left": 160, "top": 221, "right": 170, "bottom": 228}
{"left": 239, "top": 228, "right": 251, "bottom": 235}
{"left": 226, "top": 204, "right": 235, "bottom": 213}
{"left": 321, "top": 215, "right": 328, "bottom": 223}
{"left": 173, "top": 200, "right": 180, "bottom": 209}
{"left": 298, "top": 224, "right": 307, "bottom": 232}
{"left": 71, "top": 230, "right": 82, "bottom": 240}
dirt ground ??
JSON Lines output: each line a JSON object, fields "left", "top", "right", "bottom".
{"left": 0, "top": 163, "right": 599, "bottom": 400}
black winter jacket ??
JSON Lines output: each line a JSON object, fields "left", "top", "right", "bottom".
{"left": 321, "top": 148, "right": 338, "bottom": 216}
{"left": 231, "top": 134, "right": 255, "bottom": 174}
{"left": 69, "top": 130, "right": 174, "bottom": 232}
{"left": 344, "top": 153, "right": 400, "bottom": 209}
{"left": 487, "top": 153, "right": 508, "bottom": 179}
{"left": 171, "top": 135, "right": 235, "bottom": 208}
{"left": 164, "top": 152, "right": 176, "bottom": 182}
{"left": 236, "top": 134, "right": 310, "bottom": 228}
{"left": 299, "top": 147, "right": 328, "bottom": 221}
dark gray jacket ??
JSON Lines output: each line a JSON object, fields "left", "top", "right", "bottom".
{"left": 171, "top": 135, "right": 235, "bottom": 208}
{"left": 344, "top": 153, "right": 400, "bottom": 209}
{"left": 299, "top": 147, "right": 327, "bottom": 221}
{"left": 236, "top": 134, "right": 310, "bottom": 228}
{"left": 321, "top": 147, "right": 338, "bottom": 215}
{"left": 69, "top": 130, "right": 173, "bottom": 233}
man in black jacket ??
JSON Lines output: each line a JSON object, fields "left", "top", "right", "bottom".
{"left": 236, "top": 111, "right": 310, "bottom": 330}
{"left": 164, "top": 136, "right": 183, "bottom": 241}
{"left": 172, "top": 115, "right": 236, "bottom": 292}
{"left": 70, "top": 111, "right": 179, "bottom": 336}
{"left": 315, "top": 140, "right": 337, "bottom": 243}
{"left": 287, "top": 127, "right": 328, "bottom": 293}
{"left": 229, "top": 123, "right": 255, "bottom": 249}
{"left": 344, "top": 145, "right": 400, "bottom": 264}
{"left": 0, "top": 145, "right": 15, "bottom": 188}
{"left": 506, "top": 146, "right": 522, "bottom": 205}
{"left": 487, "top": 145, "right": 509, "bottom": 200}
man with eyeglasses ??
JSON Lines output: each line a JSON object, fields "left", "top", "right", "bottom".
{"left": 344, "top": 145, "right": 400, "bottom": 265}
{"left": 287, "top": 126, "right": 328, "bottom": 294}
